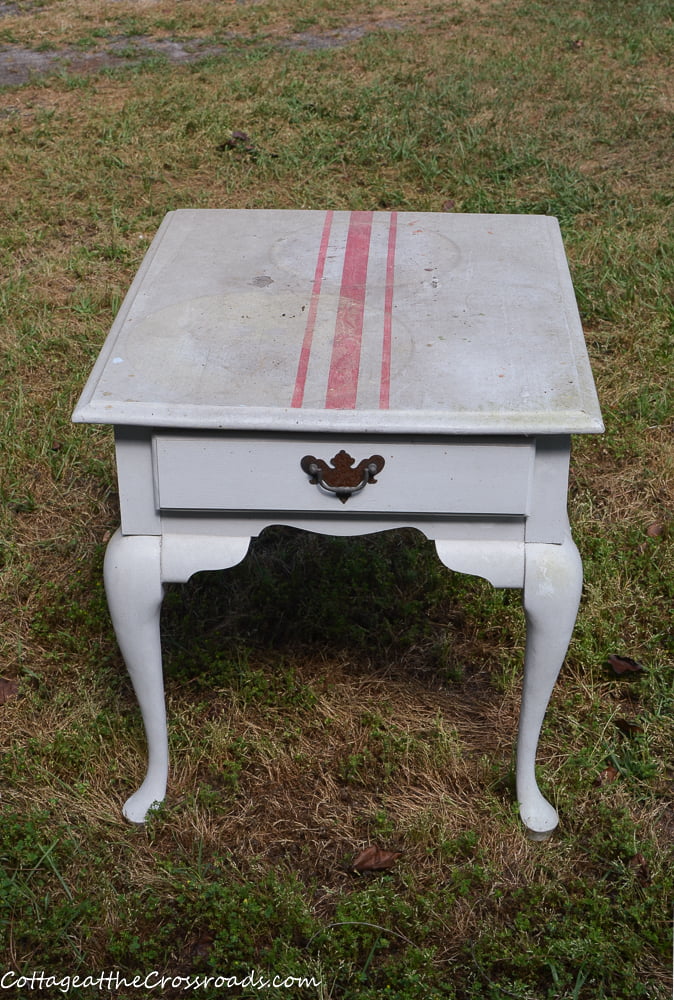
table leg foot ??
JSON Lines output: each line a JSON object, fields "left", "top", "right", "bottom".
{"left": 517, "top": 532, "right": 582, "bottom": 836}
{"left": 104, "top": 529, "right": 168, "bottom": 823}
{"left": 123, "top": 780, "right": 166, "bottom": 824}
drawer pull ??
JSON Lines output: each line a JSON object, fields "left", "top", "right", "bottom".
{"left": 300, "top": 450, "right": 385, "bottom": 504}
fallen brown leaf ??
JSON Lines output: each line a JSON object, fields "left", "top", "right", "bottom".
{"left": 217, "top": 130, "right": 258, "bottom": 157}
{"left": 351, "top": 844, "right": 403, "bottom": 872}
{"left": 606, "top": 654, "right": 645, "bottom": 677}
{"left": 0, "top": 679, "right": 19, "bottom": 705}
{"left": 189, "top": 931, "right": 215, "bottom": 960}
{"left": 595, "top": 764, "right": 619, "bottom": 786}
{"left": 628, "top": 853, "right": 650, "bottom": 884}
{"left": 614, "top": 718, "right": 645, "bottom": 738}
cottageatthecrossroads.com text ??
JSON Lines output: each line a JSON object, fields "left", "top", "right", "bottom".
{"left": 0, "top": 971, "right": 322, "bottom": 993}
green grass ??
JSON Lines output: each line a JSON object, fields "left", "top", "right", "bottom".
{"left": 0, "top": 0, "right": 673, "bottom": 997}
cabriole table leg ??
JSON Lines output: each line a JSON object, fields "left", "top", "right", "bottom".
{"left": 103, "top": 529, "right": 168, "bottom": 823}
{"left": 104, "top": 530, "right": 252, "bottom": 822}
{"left": 518, "top": 532, "right": 583, "bottom": 838}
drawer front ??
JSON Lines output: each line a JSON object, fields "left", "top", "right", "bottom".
{"left": 153, "top": 434, "right": 533, "bottom": 516}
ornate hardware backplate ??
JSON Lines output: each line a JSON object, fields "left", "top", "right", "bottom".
{"left": 300, "top": 450, "right": 385, "bottom": 503}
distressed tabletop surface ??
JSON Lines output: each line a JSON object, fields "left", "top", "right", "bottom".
{"left": 73, "top": 209, "right": 603, "bottom": 436}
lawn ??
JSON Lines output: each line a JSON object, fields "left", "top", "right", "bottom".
{"left": 0, "top": 1, "right": 672, "bottom": 997}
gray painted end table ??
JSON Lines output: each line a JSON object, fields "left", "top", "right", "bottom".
{"left": 73, "top": 209, "right": 603, "bottom": 837}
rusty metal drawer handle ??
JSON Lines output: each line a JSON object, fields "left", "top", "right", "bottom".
{"left": 300, "top": 450, "right": 385, "bottom": 504}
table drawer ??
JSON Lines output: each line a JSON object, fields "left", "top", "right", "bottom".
{"left": 153, "top": 433, "right": 533, "bottom": 516}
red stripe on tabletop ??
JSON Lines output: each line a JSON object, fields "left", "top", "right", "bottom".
{"left": 379, "top": 212, "right": 397, "bottom": 409}
{"left": 325, "top": 211, "right": 374, "bottom": 409}
{"left": 291, "top": 210, "right": 334, "bottom": 408}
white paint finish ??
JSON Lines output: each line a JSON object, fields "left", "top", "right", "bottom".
{"left": 526, "top": 435, "right": 571, "bottom": 543}
{"left": 435, "top": 539, "right": 525, "bottom": 588}
{"left": 157, "top": 514, "right": 527, "bottom": 542}
{"left": 104, "top": 529, "right": 252, "bottom": 822}
{"left": 152, "top": 433, "right": 534, "bottom": 516}
{"left": 72, "top": 209, "right": 604, "bottom": 435}
{"left": 114, "top": 427, "right": 160, "bottom": 535}
{"left": 160, "top": 533, "right": 250, "bottom": 583}
{"left": 103, "top": 530, "right": 167, "bottom": 823}
{"left": 518, "top": 531, "right": 583, "bottom": 835}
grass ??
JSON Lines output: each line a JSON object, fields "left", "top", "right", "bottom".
{"left": 0, "top": 0, "right": 673, "bottom": 997}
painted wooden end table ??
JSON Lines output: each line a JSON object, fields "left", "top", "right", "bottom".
{"left": 73, "top": 209, "right": 603, "bottom": 837}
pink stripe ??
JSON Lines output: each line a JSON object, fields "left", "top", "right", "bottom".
{"left": 379, "top": 212, "right": 397, "bottom": 409}
{"left": 291, "top": 210, "right": 334, "bottom": 408}
{"left": 325, "top": 211, "right": 373, "bottom": 409}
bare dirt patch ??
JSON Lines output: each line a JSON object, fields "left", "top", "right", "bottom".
{"left": 0, "top": 37, "right": 229, "bottom": 88}
{"left": 0, "top": 12, "right": 407, "bottom": 88}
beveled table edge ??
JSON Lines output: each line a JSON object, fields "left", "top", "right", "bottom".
{"left": 71, "top": 401, "right": 604, "bottom": 435}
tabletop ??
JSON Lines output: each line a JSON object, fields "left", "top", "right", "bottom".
{"left": 72, "top": 209, "right": 603, "bottom": 437}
